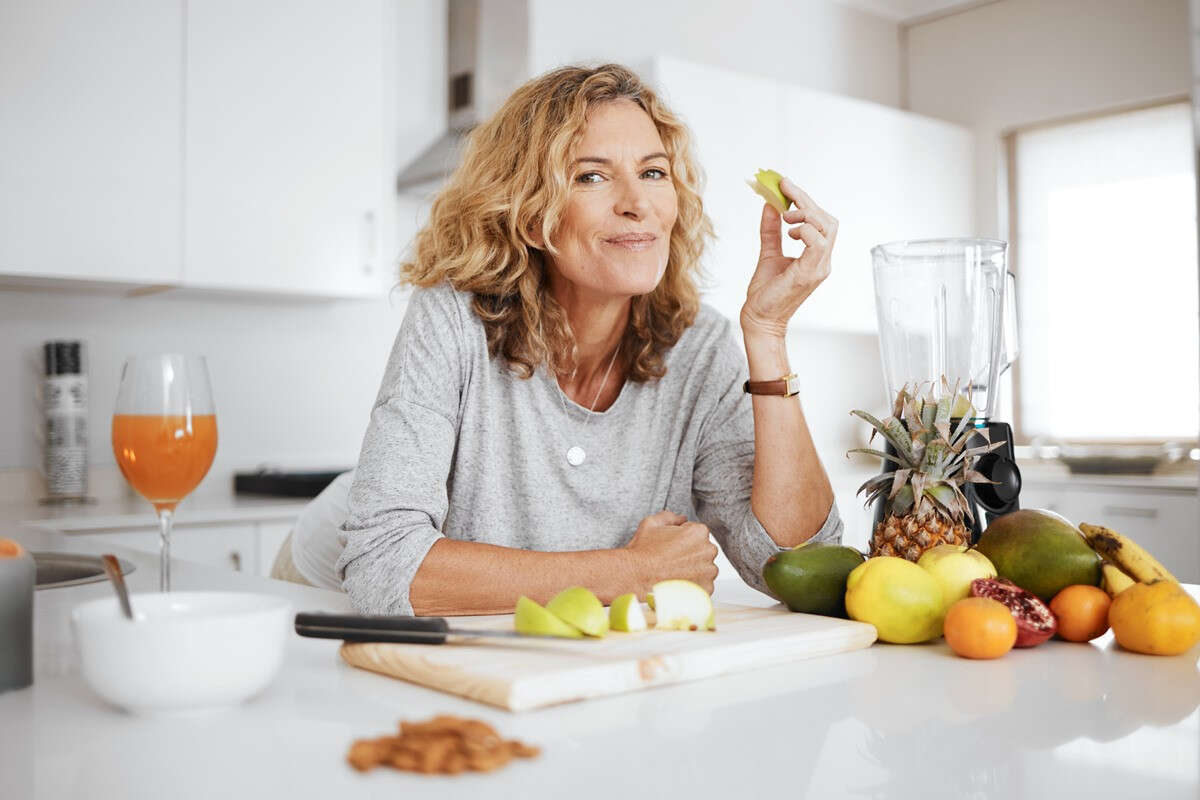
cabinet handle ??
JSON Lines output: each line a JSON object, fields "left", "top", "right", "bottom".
{"left": 361, "top": 210, "right": 378, "bottom": 275}
{"left": 1101, "top": 505, "right": 1159, "bottom": 520}
{"left": 229, "top": 551, "right": 243, "bottom": 572}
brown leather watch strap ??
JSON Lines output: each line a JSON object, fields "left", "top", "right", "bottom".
{"left": 743, "top": 373, "right": 801, "bottom": 397}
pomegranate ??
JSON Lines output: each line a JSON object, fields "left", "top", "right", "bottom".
{"left": 969, "top": 577, "right": 1058, "bottom": 647}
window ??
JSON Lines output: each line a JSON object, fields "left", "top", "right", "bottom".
{"left": 1012, "top": 101, "right": 1198, "bottom": 441}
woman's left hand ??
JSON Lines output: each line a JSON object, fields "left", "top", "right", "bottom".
{"left": 740, "top": 177, "right": 838, "bottom": 339}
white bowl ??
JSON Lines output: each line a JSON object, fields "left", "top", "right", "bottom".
{"left": 71, "top": 591, "right": 291, "bottom": 714}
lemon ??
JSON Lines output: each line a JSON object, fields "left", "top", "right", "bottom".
{"left": 845, "top": 557, "right": 945, "bottom": 644}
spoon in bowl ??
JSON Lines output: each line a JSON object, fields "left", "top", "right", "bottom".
{"left": 101, "top": 554, "right": 135, "bottom": 620}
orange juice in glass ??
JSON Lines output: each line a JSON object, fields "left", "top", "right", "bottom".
{"left": 112, "top": 355, "right": 217, "bottom": 591}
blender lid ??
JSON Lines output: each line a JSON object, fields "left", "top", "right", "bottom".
{"left": 872, "top": 237, "right": 1007, "bottom": 262}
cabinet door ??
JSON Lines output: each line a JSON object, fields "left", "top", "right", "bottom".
{"left": 1056, "top": 487, "right": 1200, "bottom": 583}
{"left": 90, "top": 523, "right": 258, "bottom": 575}
{"left": 0, "top": 0, "right": 182, "bottom": 285}
{"left": 783, "top": 86, "right": 974, "bottom": 333}
{"left": 184, "top": 0, "right": 389, "bottom": 297}
{"left": 649, "top": 58, "right": 787, "bottom": 324}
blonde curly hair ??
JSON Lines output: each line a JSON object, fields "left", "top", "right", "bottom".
{"left": 399, "top": 63, "right": 714, "bottom": 382}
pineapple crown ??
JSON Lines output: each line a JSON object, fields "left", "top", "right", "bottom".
{"left": 848, "top": 379, "right": 1005, "bottom": 524}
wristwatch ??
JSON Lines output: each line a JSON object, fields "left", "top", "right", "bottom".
{"left": 743, "top": 373, "right": 801, "bottom": 397}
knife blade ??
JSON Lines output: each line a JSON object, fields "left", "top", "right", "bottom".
{"left": 294, "top": 611, "right": 579, "bottom": 645}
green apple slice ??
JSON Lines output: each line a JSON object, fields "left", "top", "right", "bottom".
{"left": 546, "top": 586, "right": 609, "bottom": 637}
{"left": 513, "top": 595, "right": 584, "bottom": 638}
{"left": 745, "top": 168, "right": 792, "bottom": 213}
{"left": 651, "top": 579, "right": 714, "bottom": 631}
{"left": 609, "top": 593, "right": 648, "bottom": 632}
{"left": 646, "top": 592, "right": 655, "bottom": 611}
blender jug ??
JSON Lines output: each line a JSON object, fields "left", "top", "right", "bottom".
{"left": 870, "top": 237, "right": 1021, "bottom": 538}
{"left": 872, "top": 238, "right": 1015, "bottom": 421}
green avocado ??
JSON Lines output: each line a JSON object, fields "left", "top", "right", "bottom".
{"left": 762, "top": 543, "right": 866, "bottom": 617}
{"left": 974, "top": 509, "right": 1102, "bottom": 601}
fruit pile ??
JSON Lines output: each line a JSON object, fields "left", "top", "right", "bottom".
{"left": 512, "top": 580, "right": 714, "bottom": 639}
{"left": 761, "top": 509, "right": 1200, "bottom": 660}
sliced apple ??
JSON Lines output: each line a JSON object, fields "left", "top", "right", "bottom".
{"left": 646, "top": 592, "right": 655, "bottom": 611}
{"left": 609, "top": 593, "right": 648, "bottom": 632}
{"left": 652, "top": 579, "right": 714, "bottom": 631}
{"left": 546, "top": 586, "right": 608, "bottom": 637}
{"left": 745, "top": 168, "right": 792, "bottom": 214}
{"left": 513, "top": 595, "right": 584, "bottom": 639}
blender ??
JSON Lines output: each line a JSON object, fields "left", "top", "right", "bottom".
{"left": 870, "top": 238, "right": 1021, "bottom": 541}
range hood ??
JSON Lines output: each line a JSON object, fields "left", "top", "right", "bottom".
{"left": 396, "top": 0, "right": 531, "bottom": 194}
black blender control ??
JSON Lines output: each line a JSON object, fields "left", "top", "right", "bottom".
{"left": 973, "top": 455, "right": 1022, "bottom": 511}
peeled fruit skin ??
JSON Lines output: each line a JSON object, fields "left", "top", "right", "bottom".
{"left": 845, "top": 557, "right": 945, "bottom": 644}
{"left": 917, "top": 545, "right": 997, "bottom": 612}
{"left": 975, "top": 509, "right": 1102, "bottom": 601}
{"left": 762, "top": 543, "right": 865, "bottom": 617}
{"left": 746, "top": 168, "right": 792, "bottom": 214}
{"left": 609, "top": 593, "right": 647, "bottom": 633}
{"left": 1109, "top": 580, "right": 1200, "bottom": 656}
{"left": 970, "top": 578, "right": 1057, "bottom": 648}
{"left": 652, "top": 580, "right": 714, "bottom": 631}
{"left": 513, "top": 596, "right": 584, "bottom": 639}
{"left": 546, "top": 586, "right": 608, "bottom": 637}
{"left": 943, "top": 597, "right": 1018, "bottom": 659}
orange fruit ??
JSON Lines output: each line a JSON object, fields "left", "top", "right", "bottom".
{"left": 943, "top": 597, "right": 1018, "bottom": 659}
{"left": 1050, "top": 584, "right": 1111, "bottom": 642}
{"left": 1109, "top": 580, "right": 1200, "bottom": 656}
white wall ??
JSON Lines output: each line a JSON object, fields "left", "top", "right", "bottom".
{"left": 905, "top": 0, "right": 1192, "bottom": 237}
{"left": 529, "top": 0, "right": 904, "bottom": 108}
{"left": 0, "top": 0, "right": 891, "bottom": 493}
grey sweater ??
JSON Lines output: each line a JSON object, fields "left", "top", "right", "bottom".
{"left": 336, "top": 282, "right": 842, "bottom": 614}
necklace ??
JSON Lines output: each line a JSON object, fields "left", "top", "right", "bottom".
{"left": 556, "top": 344, "right": 620, "bottom": 467}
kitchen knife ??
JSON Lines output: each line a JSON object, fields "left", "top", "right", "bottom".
{"left": 294, "top": 611, "right": 583, "bottom": 645}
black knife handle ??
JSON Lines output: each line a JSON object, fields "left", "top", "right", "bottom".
{"left": 294, "top": 612, "right": 450, "bottom": 644}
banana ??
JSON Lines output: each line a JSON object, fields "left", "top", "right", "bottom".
{"left": 1080, "top": 522, "right": 1177, "bottom": 584}
{"left": 1100, "top": 561, "right": 1136, "bottom": 597}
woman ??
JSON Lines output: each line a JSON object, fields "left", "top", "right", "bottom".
{"left": 334, "top": 63, "right": 841, "bottom": 616}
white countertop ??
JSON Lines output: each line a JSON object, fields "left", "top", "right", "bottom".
{"left": 2, "top": 524, "right": 1198, "bottom": 800}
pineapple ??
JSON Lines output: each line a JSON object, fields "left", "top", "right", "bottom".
{"left": 849, "top": 380, "right": 1004, "bottom": 562}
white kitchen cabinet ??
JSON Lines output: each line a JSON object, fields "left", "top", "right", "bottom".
{"left": 183, "top": 0, "right": 392, "bottom": 298}
{"left": 649, "top": 58, "right": 787, "bottom": 327}
{"left": 783, "top": 86, "right": 974, "bottom": 332}
{"left": 1016, "top": 480, "right": 1199, "bottom": 583}
{"left": 90, "top": 522, "right": 261, "bottom": 575}
{"left": 646, "top": 57, "right": 974, "bottom": 332}
{"left": 0, "top": 0, "right": 183, "bottom": 285}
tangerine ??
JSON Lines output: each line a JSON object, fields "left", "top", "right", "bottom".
{"left": 1049, "top": 584, "right": 1111, "bottom": 642}
{"left": 943, "top": 597, "right": 1018, "bottom": 659}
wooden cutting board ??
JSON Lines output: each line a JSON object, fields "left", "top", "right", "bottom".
{"left": 340, "top": 603, "right": 877, "bottom": 711}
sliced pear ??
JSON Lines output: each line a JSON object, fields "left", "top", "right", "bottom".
{"left": 652, "top": 579, "right": 714, "bottom": 631}
{"left": 745, "top": 168, "right": 792, "bottom": 214}
{"left": 546, "top": 586, "right": 608, "bottom": 637}
{"left": 646, "top": 592, "right": 655, "bottom": 611}
{"left": 513, "top": 595, "right": 584, "bottom": 639}
{"left": 609, "top": 593, "right": 648, "bottom": 632}
{"left": 705, "top": 608, "right": 716, "bottom": 631}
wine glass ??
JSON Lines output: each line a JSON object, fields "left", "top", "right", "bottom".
{"left": 112, "top": 355, "right": 217, "bottom": 591}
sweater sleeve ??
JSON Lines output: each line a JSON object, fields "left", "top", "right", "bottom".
{"left": 334, "top": 285, "right": 465, "bottom": 615}
{"left": 691, "top": 320, "right": 843, "bottom": 599}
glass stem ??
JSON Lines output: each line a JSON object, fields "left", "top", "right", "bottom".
{"left": 157, "top": 509, "right": 174, "bottom": 592}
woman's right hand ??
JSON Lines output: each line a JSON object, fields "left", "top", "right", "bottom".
{"left": 625, "top": 510, "right": 719, "bottom": 594}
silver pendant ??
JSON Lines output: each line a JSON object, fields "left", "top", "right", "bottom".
{"left": 566, "top": 446, "right": 586, "bottom": 466}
